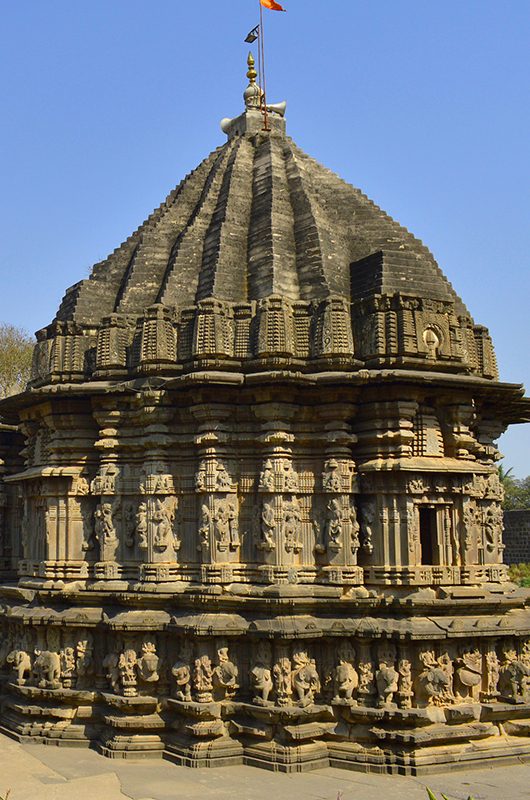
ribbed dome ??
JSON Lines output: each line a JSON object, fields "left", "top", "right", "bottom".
{"left": 56, "top": 119, "right": 465, "bottom": 323}
{"left": 31, "top": 82, "right": 498, "bottom": 387}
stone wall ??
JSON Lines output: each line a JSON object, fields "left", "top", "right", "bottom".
{"left": 503, "top": 509, "right": 530, "bottom": 564}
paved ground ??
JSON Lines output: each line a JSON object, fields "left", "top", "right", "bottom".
{"left": 0, "top": 734, "right": 529, "bottom": 800}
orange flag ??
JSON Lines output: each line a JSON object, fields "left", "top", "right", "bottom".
{"left": 260, "top": 0, "right": 286, "bottom": 10}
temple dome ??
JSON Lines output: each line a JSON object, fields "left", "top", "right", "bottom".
{"left": 31, "top": 79, "right": 498, "bottom": 386}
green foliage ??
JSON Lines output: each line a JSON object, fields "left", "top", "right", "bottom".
{"left": 498, "top": 463, "right": 530, "bottom": 511}
{"left": 508, "top": 563, "right": 530, "bottom": 586}
{"left": 426, "top": 790, "right": 475, "bottom": 800}
{"left": 0, "top": 323, "right": 33, "bottom": 398}
{"left": 503, "top": 474, "right": 530, "bottom": 511}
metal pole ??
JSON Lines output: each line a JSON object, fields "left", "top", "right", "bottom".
{"left": 259, "top": 2, "right": 270, "bottom": 131}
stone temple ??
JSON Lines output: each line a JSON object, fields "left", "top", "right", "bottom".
{"left": 1, "top": 55, "right": 530, "bottom": 774}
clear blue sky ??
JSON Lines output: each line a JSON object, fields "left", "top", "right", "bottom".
{"left": 1, "top": 0, "right": 529, "bottom": 475}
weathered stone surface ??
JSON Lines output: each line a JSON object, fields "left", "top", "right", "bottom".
{"left": 0, "top": 60, "right": 529, "bottom": 775}
{"left": 504, "top": 509, "right": 530, "bottom": 564}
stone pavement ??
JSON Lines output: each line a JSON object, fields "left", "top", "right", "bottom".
{"left": 0, "top": 734, "right": 528, "bottom": 800}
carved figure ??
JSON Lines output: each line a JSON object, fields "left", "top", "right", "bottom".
{"left": 417, "top": 649, "right": 452, "bottom": 707}
{"left": 60, "top": 646, "right": 76, "bottom": 688}
{"left": 332, "top": 641, "right": 358, "bottom": 703}
{"left": 398, "top": 657, "right": 414, "bottom": 709}
{"left": 33, "top": 650, "right": 61, "bottom": 689}
{"left": 7, "top": 649, "right": 32, "bottom": 685}
{"left": 282, "top": 461, "right": 299, "bottom": 492}
{"left": 375, "top": 644, "right": 399, "bottom": 707}
{"left": 360, "top": 503, "right": 375, "bottom": 555}
{"left": 498, "top": 644, "right": 530, "bottom": 703}
{"left": 213, "top": 499, "right": 237, "bottom": 553}
{"left": 94, "top": 502, "right": 117, "bottom": 555}
{"left": 272, "top": 653, "right": 293, "bottom": 706}
{"left": 250, "top": 641, "right": 273, "bottom": 705}
{"left": 350, "top": 505, "right": 360, "bottom": 555}
{"left": 291, "top": 650, "right": 320, "bottom": 706}
{"left": 483, "top": 504, "right": 503, "bottom": 556}
{"left": 215, "top": 462, "right": 231, "bottom": 490}
{"left": 324, "top": 498, "right": 343, "bottom": 552}
{"left": 137, "top": 641, "right": 160, "bottom": 684}
{"left": 193, "top": 655, "right": 214, "bottom": 702}
{"left": 118, "top": 648, "right": 138, "bottom": 697}
{"left": 136, "top": 501, "right": 149, "bottom": 550}
{"left": 322, "top": 459, "right": 341, "bottom": 493}
{"left": 172, "top": 640, "right": 193, "bottom": 701}
{"left": 259, "top": 460, "right": 274, "bottom": 491}
{"left": 152, "top": 498, "right": 174, "bottom": 551}
{"left": 103, "top": 651, "right": 121, "bottom": 694}
{"left": 357, "top": 647, "right": 376, "bottom": 705}
{"left": 76, "top": 638, "right": 94, "bottom": 689}
{"left": 485, "top": 647, "right": 500, "bottom": 698}
{"left": 455, "top": 646, "right": 482, "bottom": 702}
{"left": 257, "top": 501, "right": 276, "bottom": 552}
{"left": 213, "top": 646, "right": 239, "bottom": 699}
{"left": 198, "top": 504, "right": 211, "bottom": 551}
{"left": 283, "top": 498, "right": 302, "bottom": 554}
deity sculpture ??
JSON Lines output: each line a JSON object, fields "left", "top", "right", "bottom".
{"left": 213, "top": 646, "right": 239, "bottom": 700}
{"left": 257, "top": 501, "right": 276, "bottom": 552}
{"left": 250, "top": 641, "right": 273, "bottom": 705}
{"left": 498, "top": 644, "right": 530, "bottom": 703}
{"left": 283, "top": 498, "right": 302, "bottom": 554}
{"left": 136, "top": 502, "right": 148, "bottom": 551}
{"left": 375, "top": 644, "right": 399, "bottom": 707}
{"left": 291, "top": 650, "right": 320, "bottom": 706}
{"left": 417, "top": 649, "right": 453, "bottom": 707}
{"left": 332, "top": 641, "right": 358, "bottom": 703}
{"left": 454, "top": 646, "right": 482, "bottom": 702}
{"left": 137, "top": 641, "right": 160, "bottom": 684}
{"left": 172, "top": 640, "right": 194, "bottom": 702}
{"left": 272, "top": 652, "right": 293, "bottom": 707}
{"left": 193, "top": 654, "right": 214, "bottom": 703}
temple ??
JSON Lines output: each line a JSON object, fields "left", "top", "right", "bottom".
{"left": 0, "top": 55, "right": 529, "bottom": 774}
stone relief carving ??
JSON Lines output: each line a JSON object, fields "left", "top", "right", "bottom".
{"left": 282, "top": 497, "right": 302, "bottom": 554}
{"left": 250, "top": 641, "right": 273, "bottom": 705}
{"left": 498, "top": 643, "right": 530, "bottom": 703}
{"left": 375, "top": 643, "right": 399, "bottom": 707}
{"left": 172, "top": 640, "right": 193, "bottom": 701}
{"left": 193, "top": 654, "right": 214, "bottom": 703}
{"left": 322, "top": 459, "right": 341, "bottom": 493}
{"left": 360, "top": 502, "right": 375, "bottom": 556}
{"left": 454, "top": 646, "right": 482, "bottom": 702}
{"left": 292, "top": 650, "right": 320, "bottom": 706}
{"left": 256, "top": 501, "right": 276, "bottom": 552}
{"left": 213, "top": 645, "right": 239, "bottom": 700}
{"left": 333, "top": 641, "right": 358, "bottom": 703}
{"left": 94, "top": 502, "right": 119, "bottom": 561}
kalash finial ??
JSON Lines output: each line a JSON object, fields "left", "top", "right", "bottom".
{"left": 243, "top": 51, "right": 263, "bottom": 110}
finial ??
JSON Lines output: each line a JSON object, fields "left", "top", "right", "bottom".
{"left": 244, "top": 51, "right": 262, "bottom": 110}
{"left": 247, "top": 52, "right": 257, "bottom": 84}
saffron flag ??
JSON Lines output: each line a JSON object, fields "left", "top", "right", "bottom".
{"left": 260, "top": 0, "right": 286, "bottom": 11}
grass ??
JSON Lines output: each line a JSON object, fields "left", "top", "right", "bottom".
{"left": 508, "top": 562, "right": 530, "bottom": 587}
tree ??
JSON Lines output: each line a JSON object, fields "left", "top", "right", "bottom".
{"left": 499, "top": 464, "right": 530, "bottom": 511}
{"left": 0, "top": 323, "right": 34, "bottom": 398}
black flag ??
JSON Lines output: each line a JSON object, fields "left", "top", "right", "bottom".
{"left": 245, "top": 25, "right": 260, "bottom": 43}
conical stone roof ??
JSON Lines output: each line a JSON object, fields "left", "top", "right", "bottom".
{"left": 31, "top": 60, "right": 498, "bottom": 386}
